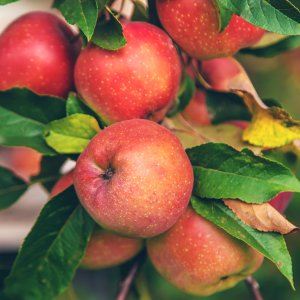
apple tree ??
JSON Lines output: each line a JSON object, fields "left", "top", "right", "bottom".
{"left": 1, "top": 0, "right": 300, "bottom": 299}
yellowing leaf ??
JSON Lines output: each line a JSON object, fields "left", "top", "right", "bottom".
{"left": 242, "top": 104, "right": 300, "bottom": 148}
{"left": 224, "top": 199, "right": 299, "bottom": 235}
{"left": 45, "top": 114, "right": 100, "bottom": 154}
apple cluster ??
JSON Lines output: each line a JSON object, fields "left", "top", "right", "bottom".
{"left": 1, "top": 1, "right": 290, "bottom": 297}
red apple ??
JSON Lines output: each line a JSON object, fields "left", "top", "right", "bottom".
{"left": 74, "top": 22, "right": 181, "bottom": 124}
{"left": 80, "top": 228, "right": 142, "bottom": 269}
{"left": 156, "top": 0, "right": 264, "bottom": 60}
{"left": 0, "top": 11, "right": 80, "bottom": 98}
{"left": 73, "top": 119, "right": 194, "bottom": 238}
{"left": 269, "top": 192, "right": 293, "bottom": 213}
{"left": 182, "top": 57, "right": 252, "bottom": 127}
{"left": 50, "top": 170, "right": 74, "bottom": 198}
{"left": 200, "top": 57, "right": 243, "bottom": 90}
{"left": 226, "top": 120, "right": 249, "bottom": 130}
{"left": 182, "top": 89, "right": 211, "bottom": 126}
{"left": 0, "top": 146, "right": 42, "bottom": 182}
{"left": 147, "top": 207, "right": 263, "bottom": 296}
{"left": 51, "top": 171, "right": 143, "bottom": 269}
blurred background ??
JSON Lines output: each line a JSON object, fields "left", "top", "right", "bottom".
{"left": 0, "top": 1, "right": 300, "bottom": 299}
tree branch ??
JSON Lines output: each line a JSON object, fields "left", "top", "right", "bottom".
{"left": 116, "top": 251, "right": 146, "bottom": 300}
{"left": 117, "top": 261, "right": 139, "bottom": 300}
{"left": 245, "top": 276, "right": 264, "bottom": 300}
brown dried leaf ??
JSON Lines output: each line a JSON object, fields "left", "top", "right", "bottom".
{"left": 224, "top": 199, "right": 299, "bottom": 235}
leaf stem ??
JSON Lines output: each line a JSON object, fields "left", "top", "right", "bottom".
{"left": 245, "top": 276, "right": 264, "bottom": 300}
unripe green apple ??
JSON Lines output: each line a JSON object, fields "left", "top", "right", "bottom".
{"left": 147, "top": 207, "right": 264, "bottom": 296}
{"left": 156, "top": 0, "right": 264, "bottom": 60}
{"left": 74, "top": 22, "right": 181, "bottom": 124}
{"left": 73, "top": 119, "right": 194, "bottom": 238}
{"left": 51, "top": 172, "right": 143, "bottom": 269}
{"left": 0, "top": 12, "right": 80, "bottom": 98}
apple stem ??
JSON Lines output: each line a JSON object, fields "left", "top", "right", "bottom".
{"left": 245, "top": 276, "right": 264, "bottom": 300}
{"left": 116, "top": 251, "right": 146, "bottom": 300}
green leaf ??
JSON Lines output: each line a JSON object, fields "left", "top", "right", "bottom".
{"left": 66, "top": 92, "right": 95, "bottom": 116}
{"left": 3, "top": 187, "right": 95, "bottom": 300}
{"left": 216, "top": 1, "right": 234, "bottom": 31}
{"left": 191, "top": 196, "right": 294, "bottom": 288}
{"left": 0, "top": 166, "right": 28, "bottom": 210}
{"left": 268, "top": 0, "right": 300, "bottom": 23}
{"left": 0, "top": 0, "right": 18, "bottom": 4}
{"left": 241, "top": 36, "right": 300, "bottom": 57}
{"left": 206, "top": 90, "right": 251, "bottom": 124}
{"left": 167, "top": 73, "right": 196, "bottom": 117}
{"left": 54, "top": 0, "right": 99, "bottom": 40}
{"left": 96, "top": 0, "right": 107, "bottom": 9}
{"left": 263, "top": 148, "right": 298, "bottom": 173}
{"left": 45, "top": 114, "right": 100, "bottom": 154}
{"left": 215, "top": 0, "right": 300, "bottom": 35}
{"left": 66, "top": 93, "right": 106, "bottom": 128}
{"left": 186, "top": 143, "right": 300, "bottom": 203}
{"left": 0, "top": 88, "right": 65, "bottom": 155}
{"left": 92, "top": 8, "right": 127, "bottom": 50}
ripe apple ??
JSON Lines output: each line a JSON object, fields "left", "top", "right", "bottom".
{"left": 0, "top": 12, "right": 81, "bottom": 181}
{"left": 51, "top": 171, "right": 143, "bottom": 269}
{"left": 73, "top": 119, "right": 194, "bottom": 238}
{"left": 147, "top": 207, "right": 263, "bottom": 296}
{"left": 50, "top": 170, "right": 74, "bottom": 198}
{"left": 0, "top": 11, "right": 81, "bottom": 98}
{"left": 80, "top": 228, "right": 143, "bottom": 269}
{"left": 200, "top": 57, "right": 243, "bottom": 90}
{"left": 181, "top": 89, "right": 211, "bottom": 126}
{"left": 182, "top": 57, "right": 250, "bottom": 126}
{"left": 269, "top": 192, "right": 293, "bottom": 213}
{"left": 156, "top": 0, "right": 264, "bottom": 60}
{"left": 225, "top": 120, "right": 249, "bottom": 130}
{"left": 75, "top": 22, "right": 181, "bottom": 124}
{"left": 0, "top": 146, "right": 42, "bottom": 182}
